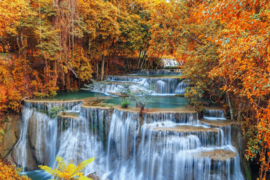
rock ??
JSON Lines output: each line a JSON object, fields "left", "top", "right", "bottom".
{"left": 11, "top": 140, "right": 38, "bottom": 170}
{"left": 28, "top": 111, "right": 51, "bottom": 165}
{"left": 0, "top": 114, "right": 22, "bottom": 159}
{"left": 231, "top": 123, "right": 252, "bottom": 180}
{"left": 88, "top": 172, "right": 101, "bottom": 180}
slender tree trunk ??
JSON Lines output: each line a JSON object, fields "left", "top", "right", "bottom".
{"left": 140, "top": 57, "right": 145, "bottom": 69}
{"left": 137, "top": 50, "right": 141, "bottom": 69}
{"left": 226, "top": 91, "right": 234, "bottom": 120}
{"left": 101, "top": 54, "right": 105, "bottom": 81}
{"left": 237, "top": 100, "right": 242, "bottom": 121}
{"left": 54, "top": 59, "right": 58, "bottom": 87}
{"left": 140, "top": 52, "right": 146, "bottom": 68}
{"left": 96, "top": 63, "right": 99, "bottom": 80}
{"left": 67, "top": 71, "right": 70, "bottom": 89}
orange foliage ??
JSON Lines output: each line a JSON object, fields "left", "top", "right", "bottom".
{"left": 0, "top": 161, "right": 30, "bottom": 180}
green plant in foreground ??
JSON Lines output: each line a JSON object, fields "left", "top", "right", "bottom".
{"left": 121, "top": 99, "right": 131, "bottom": 108}
{"left": 39, "top": 156, "right": 95, "bottom": 180}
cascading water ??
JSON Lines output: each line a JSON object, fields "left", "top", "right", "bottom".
{"left": 162, "top": 59, "right": 179, "bottom": 67}
{"left": 102, "top": 109, "right": 244, "bottom": 180}
{"left": 11, "top": 101, "right": 84, "bottom": 170}
{"left": 204, "top": 109, "right": 226, "bottom": 120}
{"left": 11, "top": 105, "right": 34, "bottom": 171}
{"left": 104, "top": 75, "right": 188, "bottom": 95}
{"left": 10, "top": 101, "right": 244, "bottom": 180}
{"left": 136, "top": 69, "right": 181, "bottom": 75}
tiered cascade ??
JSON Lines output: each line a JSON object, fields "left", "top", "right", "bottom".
{"left": 101, "top": 75, "right": 188, "bottom": 95}
{"left": 162, "top": 59, "right": 179, "bottom": 67}
{"left": 10, "top": 101, "right": 244, "bottom": 180}
{"left": 136, "top": 69, "right": 181, "bottom": 75}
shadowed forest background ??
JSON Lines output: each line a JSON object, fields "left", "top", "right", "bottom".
{"left": 0, "top": 0, "right": 270, "bottom": 179}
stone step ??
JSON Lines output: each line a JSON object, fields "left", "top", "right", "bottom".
{"left": 199, "top": 119, "right": 234, "bottom": 127}
{"left": 153, "top": 125, "right": 218, "bottom": 133}
{"left": 58, "top": 111, "right": 80, "bottom": 119}
{"left": 200, "top": 148, "right": 237, "bottom": 161}
{"left": 143, "top": 124, "right": 223, "bottom": 148}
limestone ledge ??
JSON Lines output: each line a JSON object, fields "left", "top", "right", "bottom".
{"left": 199, "top": 119, "right": 234, "bottom": 127}
{"left": 58, "top": 112, "right": 80, "bottom": 119}
{"left": 106, "top": 75, "right": 182, "bottom": 79}
{"left": 153, "top": 125, "right": 219, "bottom": 133}
{"left": 200, "top": 149, "right": 237, "bottom": 161}
{"left": 25, "top": 98, "right": 197, "bottom": 114}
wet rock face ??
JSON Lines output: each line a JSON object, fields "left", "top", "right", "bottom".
{"left": 11, "top": 141, "right": 37, "bottom": 171}
{"left": 0, "top": 114, "right": 22, "bottom": 158}
{"left": 231, "top": 123, "right": 252, "bottom": 180}
{"left": 27, "top": 111, "right": 48, "bottom": 165}
{"left": 88, "top": 172, "right": 101, "bottom": 180}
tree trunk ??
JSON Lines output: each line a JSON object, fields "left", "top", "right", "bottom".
{"left": 226, "top": 91, "right": 234, "bottom": 120}
{"left": 140, "top": 52, "right": 146, "bottom": 69}
{"left": 101, "top": 54, "right": 105, "bottom": 81}
{"left": 66, "top": 71, "right": 70, "bottom": 90}
{"left": 96, "top": 63, "right": 99, "bottom": 80}
{"left": 137, "top": 50, "right": 142, "bottom": 69}
{"left": 237, "top": 100, "right": 242, "bottom": 121}
{"left": 0, "top": 43, "right": 6, "bottom": 53}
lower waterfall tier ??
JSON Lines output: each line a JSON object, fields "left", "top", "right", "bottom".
{"left": 8, "top": 101, "right": 244, "bottom": 180}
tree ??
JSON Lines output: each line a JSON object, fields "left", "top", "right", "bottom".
{"left": 116, "top": 82, "right": 133, "bottom": 100}
{"left": 82, "top": 79, "right": 108, "bottom": 102}
{"left": 128, "top": 84, "right": 154, "bottom": 114}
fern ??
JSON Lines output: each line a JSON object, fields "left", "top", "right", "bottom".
{"left": 39, "top": 156, "right": 95, "bottom": 180}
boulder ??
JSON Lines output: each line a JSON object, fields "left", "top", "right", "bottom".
{"left": 11, "top": 140, "right": 38, "bottom": 170}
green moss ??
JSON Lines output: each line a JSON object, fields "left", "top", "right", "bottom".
{"left": 121, "top": 99, "right": 131, "bottom": 108}
{"left": 175, "top": 94, "right": 185, "bottom": 97}
{"left": 244, "top": 161, "right": 252, "bottom": 180}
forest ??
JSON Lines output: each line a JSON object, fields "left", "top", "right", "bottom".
{"left": 0, "top": 0, "right": 270, "bottom": 180}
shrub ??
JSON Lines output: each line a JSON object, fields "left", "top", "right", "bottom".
{"left": 121, "top": 99, "right": 131, "bottom": 108}
{"left": 49, "top": 106, "right": 66, "bottom": 119}
{"left": 0, "top": 161, "right": 30, "bottom": 180}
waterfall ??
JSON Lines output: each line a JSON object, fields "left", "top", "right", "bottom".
{"left": 204, "top": 109, "right": 226, "bottom": 120}
{"left": 175, "top": 82, "right": 189, "bottom": 94}
{"left": 10, "top": 101, "right": 244, "bottom": 180}
{"left": 143, "top": 111, "right": 198, "bottom": 124}
{"left": 103, "top": 75, "right": 187, "bottom": 95}
{"left": 102, "top": 109, "right": 244, "bottom": 180}
{"left": 162, "top": 59, "right": 179, "bottom": 67}
{"left": 136, "top": 69, "right": 181, "bottom": 75}
{"left": 11, "top": 104, "right": 33, "bottom": 171}
{"left": 156, "top": 80, "right": 166, "bottom": 93}
{"left": 11, "top": 101, "right": 82, "bottom": 170}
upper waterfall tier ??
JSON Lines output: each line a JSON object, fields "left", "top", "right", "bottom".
{"left": 104, "top": 75, "right": 188, "bottom": 95}
{"left": 136, "top": 69, "right": 181, "bottom": 75}
{"left": 162, "top": 58, "right": 179, "bottom": 67}
{"left": 203, "top": 109, "right": 226, "bottom": 120}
